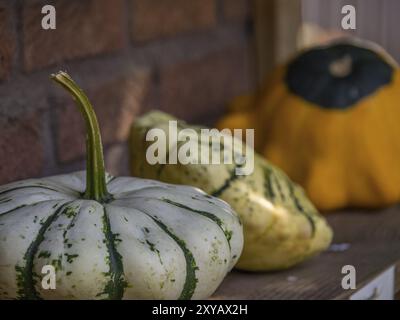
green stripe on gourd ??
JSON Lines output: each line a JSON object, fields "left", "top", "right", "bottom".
{"left": 261, "top": 162, "right": 318, "bottom": 232}
{"left": 161, "top": 198, "right": 233, "bottom": 248}
{"left": 142, "top": 213, "right": 198, "bottom": 300}
{"left": 1, "top": 205, "right": 28, "bottom": 216}
{"left": 263, "top": 167, "right": 275, "bottom": 200}
{"left": 0, "top": 186, "right": 70, "bottom": 197}
{"left": 16, "top": 202, "right": 72, "bottom": 300}
{"left": 99, "top": 207, "right": 128, "bottom": 299}
{"left": 211, "top": 164, "right": 244, "bottom": 198}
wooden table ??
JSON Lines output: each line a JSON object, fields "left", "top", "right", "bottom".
{"left": 212, "top": 205, "right": 400, "bottom": 300}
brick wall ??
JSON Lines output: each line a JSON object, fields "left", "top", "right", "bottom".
{"left": 0, "top": 0, "right": 254, "bottom": 184}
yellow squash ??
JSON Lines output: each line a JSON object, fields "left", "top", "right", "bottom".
{"left": 217, "top": 39, "right": 400, "bottom": 211}
{"left": 130, "top": 112, "right": 332, "bottom": 271}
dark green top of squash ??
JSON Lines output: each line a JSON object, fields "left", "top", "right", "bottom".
{"left": 285, "top": 43, "right": 394, "bottom": 109}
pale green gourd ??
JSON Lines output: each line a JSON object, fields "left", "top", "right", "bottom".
{"left": 130, "top": 112, "right": 332, "bottom": 271}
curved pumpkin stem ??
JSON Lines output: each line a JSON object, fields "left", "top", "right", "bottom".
{"left": 51, "top": 71, "right": 111, "bottom": 202}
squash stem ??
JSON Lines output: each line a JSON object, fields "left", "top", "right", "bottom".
{"left": 51, "top": 71, "right": 111, "bottom": 202}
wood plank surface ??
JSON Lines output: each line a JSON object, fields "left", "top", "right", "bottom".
{"left": 212, "top": 205, "right": 400, "bottom": 300}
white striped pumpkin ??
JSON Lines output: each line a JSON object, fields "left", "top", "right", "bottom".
{"left": 0, "top": 72, "right": 243, "bottom": 300}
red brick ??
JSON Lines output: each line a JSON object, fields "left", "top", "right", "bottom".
{"left": 158, "top": 46, "right": 252, "bottom": 122}
{"left": 0, "top": 113, "right": 44, "bottom": 185}
{"left": 131, "top": 0, "right": 217, "bottom": 42}
{"left": 23, "top": 0, "right": 126, "bottom": 72}
{"left": 56, "top": 70, "right": 151, "bottom": 163}
{"left": 0, "top": 6, "right": 15, "bottom": 81}
{"left": 222, "top": 0, "right": 250, "bottom": 22}
{"left": 104, "top": 144, "right": 129, "bottom": 177}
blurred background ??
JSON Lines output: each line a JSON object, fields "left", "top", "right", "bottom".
{"left": 0, "top": 0, "right": 399, "bottom": 185}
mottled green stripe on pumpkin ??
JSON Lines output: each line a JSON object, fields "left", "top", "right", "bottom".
{"left": 0, "top": 198, "right": 12, "bottom": 204}
{"left": 211, "top": 165, "right": 244, "bottom": 198}
{"left": 98, "top": 206, "right": 128, "bottom": 300}
{"left": 161, "top": 198, "right": 233, "bottom": 248}
{"left": 1, "top": 200, "right": 71, "bottom": 218}
{"left": 15, "top": 202, "right": 71, "bottom": 300}
{"left": 263, "top": 166, "right": 275, "bottom": 200}
{"left": 287, "top": 182, "right": 316, "bottom": 236}
{"left": 273, "top": 173, "right": 287, "bottom": 202}
{"left": 264, "top": 166, "right": 316, "bottom": 236}
{"left": 0, "top": 205, "right": 27, "bottom": 217}
{"left": 152, "top": 219, "right": 198, "bottom": 300}
{"left": 136, "top": 208, "right": 198, "bottom": 300}
{"left": 0, "top": 185, "right": 75, "bottom": 197}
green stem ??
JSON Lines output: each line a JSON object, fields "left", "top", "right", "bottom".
{"left": 51, "top": 71, "right": 111, "bottom": 202}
